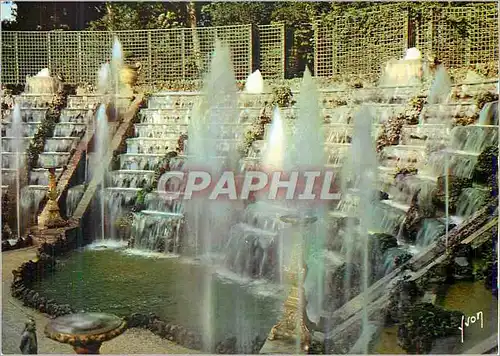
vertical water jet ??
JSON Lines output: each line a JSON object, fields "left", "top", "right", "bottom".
{"left": 291, "top": 68, "right": 328, "bottom": 328}
{"left": 95, "top": 105, "right": 109, "bottom": 240}
{"left": 340, "top": 106, "right": 378, "bottom": 354}
{"left": 184, "top": 40, "right": 240, "bottom": 352}
{"left": 12, "top": 103, "right": 23, "bottom": 238}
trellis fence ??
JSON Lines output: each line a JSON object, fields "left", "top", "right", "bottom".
{"left": 1, "top": 4, "right": 497, "bottom": 84}
{"left": 314, "top": 3, "right": 498, "bottom": 77}
{"left": 1, "top": 23, "right": 285, "bottom": 84}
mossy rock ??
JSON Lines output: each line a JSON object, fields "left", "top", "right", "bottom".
{"left": 369, "top": 233, "right": 398, "bottom": 282}
{"left": 376, "top": 114, "right": 405, "bottom": 152}
{"left": 376, "top": 190, "right": 389, "bottom": 200}
{"left": 473, "top": 145, "right": 498, "bottom": 192}
{"left": 394, "top": 166, "right": 418, "bottom": 179}
{"left": 370, "top": 233, "right": 398, "bottom": 253}
{"left": 397, "top": 302, "right": 463, "bottom": 354}
{"left": 432, "top": 175, "right": 472, "bottom": 213}
{"left": 323, "top": 262, "right": 361, "bottom": 312}
{"left": 400, "top": 190, "right": 435, "bottom": 243}
{"left": 394, "top": 252, "right": 413, "bottom": 267}
{"left": 385, "top": 278, "right": 423, "bottom": 325}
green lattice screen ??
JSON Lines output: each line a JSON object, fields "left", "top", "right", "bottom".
{"left": 314, "top": 3, "right": 498, "bottom": 77}
{"left": 257, "top": 23, "right": 285, "bottom": 79}
{"left": 314, "top": 4, "right": 408, "bottom": 77}
{"left": 1, "top": 24, "right": 265, "bottom": 84}
{"left": 415, "top": 4, "right": 498, "bottom": 68}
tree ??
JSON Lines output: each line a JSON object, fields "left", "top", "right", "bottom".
{"left": 200, "top": 2, "right": 276, "bottom": 27}
{"left": 271, "top": 2, "right": 331, "bottom": 76}
{"left": 5, "top": 2, "right": 104, "bottom": 30}
{"left": 87, "top": 2, "right": 207, "bottom": 31}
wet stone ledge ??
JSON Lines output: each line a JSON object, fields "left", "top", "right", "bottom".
{"left": 2, "top": 234, "right": 34, "bottom": 252}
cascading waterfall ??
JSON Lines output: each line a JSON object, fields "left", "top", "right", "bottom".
{"left": 478, "top": 100, "right": 498, "bottom": 125}
{"left": 66, "top": 185, "right": 86, "bottom": 217}
{"left": 428, "top": 65, "right": 452, "bottom": 248}
{"left": 224, "top": 107, "right": 292, "bottom": 289}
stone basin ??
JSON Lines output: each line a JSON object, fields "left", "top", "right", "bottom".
{"left": 46, "top": 313, "right": 124, "bottom": 336}
{"left": 45, "top": 312, "right": 127, "bottom": 354}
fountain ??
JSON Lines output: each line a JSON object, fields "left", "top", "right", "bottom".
{"left": 95, "top": 105, "right": 109, "bottom": 240}
{"left": 45, "top": 312, "right": 127, "bottom": 354}
{"left": 338, "top": 106, "right": 379, "bottom": 354}
{"left": 181, "top": 40, "right": 242, "bottom": 351}
{"left": 12, "top": 103, "right": 24, "bottom": 238}
{"left": 380, "top": 47, "right": 424, "bottom": 87}
{"left": 266, "top": 214, "right": 317, "bottom": 353}
{"left": 244, "top": 70, "right": 265, "bottom": 94}
{"left": 37, "top": 166, "right": 67, "bottom": 229}
{"left": 25, "top": 68, "right": 61, "bottom": 94}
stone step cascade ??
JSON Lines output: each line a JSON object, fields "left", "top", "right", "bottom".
{"left": 259, "top": 81, "right": 497, "bottom": 353}
{"left": 103, "top": 83, "right": 498, "bottom": 254}
{"left": 1, "top": 94, "right": 101, "bottom": 231}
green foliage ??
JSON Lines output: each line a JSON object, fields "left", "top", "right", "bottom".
{"left": 132, "top": 152, "right": 178, "bottom": 212}
{"left": 237, "top": 109, "right": 272, "bottom": 157}
{"left": 5, "top": 2, "right": 103, "bottom": 31}
{"left": 472, "top": 145, "right": 498, "bottom": 194}
{"left": 87, "top": 3, "right": 195, "bottom": 31}
{"left": 201, "top": 2, "right": 275, "bottom": 26}
{"left": 398, "top": 303, "right": 463, "bottom": 353}
{"left": 394, "top": 252, "right": 413, "bottom": 267}
{"left": 1, "top": 187, "right": 15, "bottom": 235}
{"left": 271, "top": 85, "right": 293, "bottom": 108}
{"left": 474, "top": 91, "right": 499, "bottom": 111}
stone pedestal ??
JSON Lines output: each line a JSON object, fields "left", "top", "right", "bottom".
{"left": 44, "top": 313, "right": 127, "bottom": 354}
{"left": 263, "top": 214, "right": 317, "bottom": 353}
{"left": 38, "top": 167, "right": 67, "bottom": 229}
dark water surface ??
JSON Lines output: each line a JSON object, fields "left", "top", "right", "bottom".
{"left": 33, "top": 248, "right": 283, "bottom": 350}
